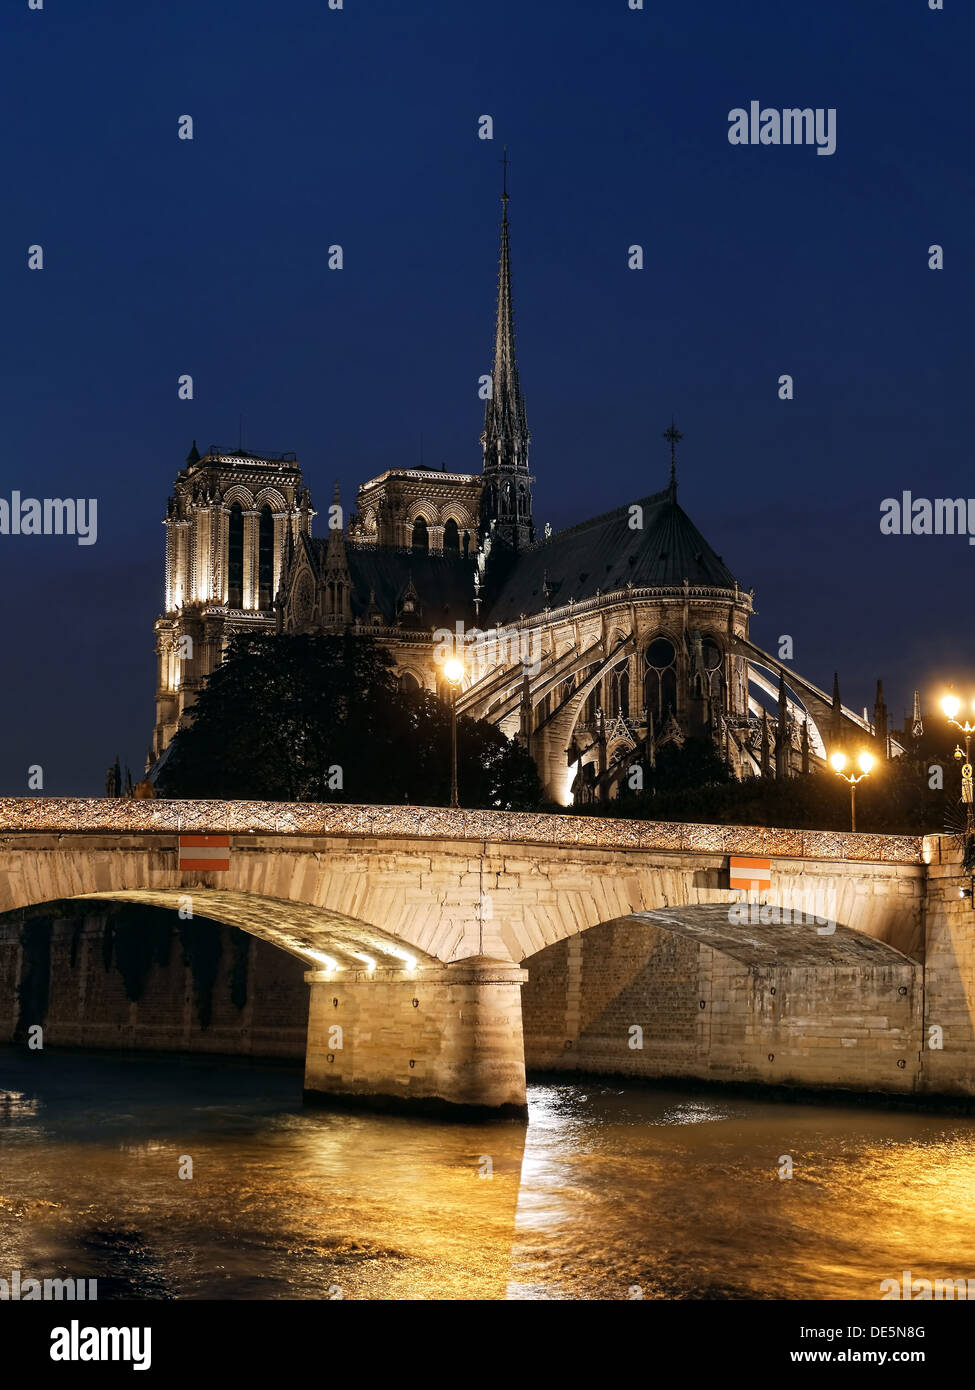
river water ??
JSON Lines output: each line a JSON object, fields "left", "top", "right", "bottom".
{"left": 1, "top": 1047, "right": 973, "bottom": 1301}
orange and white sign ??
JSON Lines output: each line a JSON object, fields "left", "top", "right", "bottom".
{"left": 729, "top": 856, "right": 771, "bottom": 891}
{"left": 178, "top": 834, "right": 230, "bottom": 871}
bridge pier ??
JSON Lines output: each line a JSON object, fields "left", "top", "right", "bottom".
{"left": 302, "top": 955, "right": 529, "bottom": 1120}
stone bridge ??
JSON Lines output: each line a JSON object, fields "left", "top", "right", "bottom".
{"left": 0, "top": 798, "right": 971, "bottom": 1115}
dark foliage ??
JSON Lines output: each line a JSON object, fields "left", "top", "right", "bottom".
{"left": 569, "top": 737, "right": 950, "bottom": 835}
{"left": 158, "top": 632, "right": 542, "bottom": 810}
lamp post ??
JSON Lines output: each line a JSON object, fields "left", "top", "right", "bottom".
{"left": 443, "top": 657, "right": 464, "bottom": 809}
{"left": 829, "top": 750, "right": 874, "bottom": 833}
{"left": 941, "top": 693, "right": 975, "bottom": 835}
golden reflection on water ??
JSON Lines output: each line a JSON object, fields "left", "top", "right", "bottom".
{"left": 2, "top": 1053, "right": 975, "bottom": 1301}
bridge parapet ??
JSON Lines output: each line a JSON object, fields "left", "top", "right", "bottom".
{"left": 0, "top": 798, "right": 924, "bottom": 864}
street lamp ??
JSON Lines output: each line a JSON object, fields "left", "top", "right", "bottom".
{"left": 829, "top": 750, "right": 874, "bottom": 833}
{"left": 443, "top": 656, "right": 464, "bottom": 809}
{"left": 941, "top": 692, "right": 975, "bottom": 833}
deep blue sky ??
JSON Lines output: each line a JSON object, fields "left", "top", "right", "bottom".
{"left": 1, "top": 0, "right": 972, "bottom": 794}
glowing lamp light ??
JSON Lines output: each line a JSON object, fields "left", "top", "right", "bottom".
{"left": 352, "top": 953, "right": 376, "bottom": 972}
{"left": 857, "top": 752, "right": 874, "bottom": 774}
{"left": 443, "top": 658, "right": 464, "bottom": 685}
{"left": 829, "top": 752, "right": 847, "bottom": 772}
{"left": 386, "top": 946, "right": 417, "bottom": 970}
{"left": 304, "top": 950, "right": 340, "bottom": 971}
{"left": 943, "top": 694, "right": 961, "bottom": 719}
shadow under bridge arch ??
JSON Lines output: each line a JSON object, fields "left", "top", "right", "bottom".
{"left": 75, "top": 889, "right": 441, "bottom": 972}
{"left": 521, "top": 903, "right": 921, "bottom": 1093}
{"left": 632, "top": 903, "right": 920, "bottom": 968}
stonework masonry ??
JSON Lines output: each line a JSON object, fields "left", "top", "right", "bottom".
{"left": 1, "top": 801, "right": 975, "bottom": 1112}
{"left": 0, "top": 913, "right": 308, "bottom": 1059}
{"left": 304, "top": 957, "right": 529, "bottom": 1119}
{"left": 522, "top": 915, "right": 922, "bottom": 1094}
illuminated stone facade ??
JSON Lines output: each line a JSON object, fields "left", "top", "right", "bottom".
{"left": 151, "top": 194, "right": 895, "bottom": 800}
{"left": 151, "top": 446, "right": 313, "bottom": 763}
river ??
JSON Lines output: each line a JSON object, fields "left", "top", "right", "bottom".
{"left": 1, "top": 1047, "right": 973, "bottom": 1301}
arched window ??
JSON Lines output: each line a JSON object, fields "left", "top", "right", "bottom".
{"left": 411, "top": 517, "right": 429, "bottom": 553}
{"left": 644, "top": 637, "right": 677, "bottom": 721}
{"left": 609, "top": 659, "right": 629, "bottom": 718}
{"left": 258, "top": 506, "right": 274, "bottom": 609}
{"left": 443, "top": 518, "right": 460, "bottom": 553}
{"left": 399, "top": 672, "right": 420, "bottom": 694}
{"left": 703, "top": 638, "right": 723, "bottom": 699}
{"left": 690, "top": 635, "right": 724, "bottom": 700}
{"left": 228, "top": 503, "right": 243, "bottom": 608}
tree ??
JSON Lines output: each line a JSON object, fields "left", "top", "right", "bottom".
{"left": 572, "top": 735, "right": 950, "bottom": 836}
{"left": 157, "top": 632, "right": 541, "bottom": 810}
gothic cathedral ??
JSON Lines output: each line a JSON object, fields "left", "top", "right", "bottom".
{"left": 151, "top": 189, "right": 895, "bottom": 803}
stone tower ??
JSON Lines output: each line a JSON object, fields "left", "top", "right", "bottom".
{"left": 150, "top": 443, "right": 313, "bottom": 765}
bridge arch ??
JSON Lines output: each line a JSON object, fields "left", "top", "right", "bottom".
{"left": 72, "top": 889, "right": 440, "bottom": 971}
{"left": 0, "top": 841, "right": 458, "bottom": 968}
{"left": 0, "top": 800, "right": 942, "bottom": 1112}
{"left": 521, "top": 903, "right": 921, "bottom": 1094}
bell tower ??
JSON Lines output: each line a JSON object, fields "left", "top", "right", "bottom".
{"left": 150, "top": 442, "right": 313, "bottom": 766}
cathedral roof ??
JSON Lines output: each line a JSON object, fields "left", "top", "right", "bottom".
{"left": 306, "top": 537, "right": 475, "bottom": 628}
{"left": 485, "top": 486, "right": 739, "bottom": 625}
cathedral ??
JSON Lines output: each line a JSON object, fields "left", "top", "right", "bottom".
{"left": 150, "top": 187, "right": 900, "bottom": 804}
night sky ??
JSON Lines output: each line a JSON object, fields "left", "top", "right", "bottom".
{"left": 1, "top": 0, "right": 972, "bottom": 795}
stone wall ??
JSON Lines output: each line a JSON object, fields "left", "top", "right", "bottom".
{"left": 304, "top": 957, "right": 529, "bottom": 1117}
{"left": 0, "top": 804, "right": 924, "bottom": 971}
{"left": 0, "top": 906, "right": 307, "bottom": 1060}
{"left": 917, "top": 852, "right": 975, "bottom": 1096}
{"left": 522, "top": 914, "right": 923, "bottom": 1094}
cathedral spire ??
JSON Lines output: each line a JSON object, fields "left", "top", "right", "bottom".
{"left": 663, "top": 420, "right": 682, "bottom": 497}
{"left": 480, "top": 156, "right": 533, "bottom": 550}
{"left": 321, "top": 480, "right": 351, "bottom": 629}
